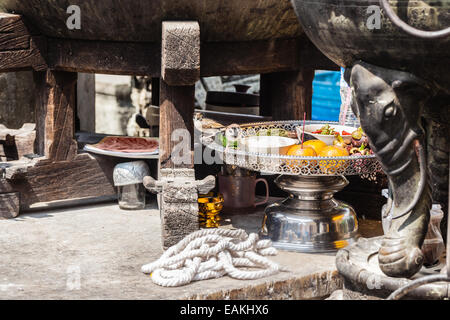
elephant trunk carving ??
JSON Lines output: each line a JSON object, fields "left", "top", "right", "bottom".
{"left": 347, "top": 62, "right": 437, "bottom": 278}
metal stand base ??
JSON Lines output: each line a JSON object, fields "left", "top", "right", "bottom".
{"left": 260, "top": 175, "right": 359, "bottom": 253}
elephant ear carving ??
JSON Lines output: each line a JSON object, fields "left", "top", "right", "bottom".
{"left": 390, "top": 78, "right": 430, "bottom": 136}
{"left": 390, "top": 78, "right": 430, "bottom": 99}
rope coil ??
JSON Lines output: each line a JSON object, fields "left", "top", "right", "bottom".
{"left": 142, "top": 228, "right": 288, "bottom": 287}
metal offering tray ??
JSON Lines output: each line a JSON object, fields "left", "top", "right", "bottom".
{"left": 202, "top": 120, "right": 383, "bottom": 253}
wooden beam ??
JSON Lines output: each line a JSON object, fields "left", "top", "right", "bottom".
{"left": 161, "top": 21, "right": 200, "bottom": 86}
{"left": 0, "top": 16, "right": 336, "bottom": 76}
{"left": 46, "top": 37, "right": 337, "bottom": 77}
{"left": 2, "top": 153, "right": 120, "bottom": 211}
{"left": 0, "top": 14, "right": 47, "bottom": 72}
{"left": 201, "top": 38, "right": 301, "bottom": 77}
{"left": 48, "top": 38, "right": 160, "bottom": 76}
{"left": 202, "top": 37, "right": 338, "bottom": 76}
{"left": 34, "top": 70, "right": 78, "bottom": 161}
{"left": 260, "top": 69, "right": 315, "bottom": 120}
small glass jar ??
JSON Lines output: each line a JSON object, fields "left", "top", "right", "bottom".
{"left": 117, "top": 184, "right": 147, "bottom": 210}
{"left": 113, "top": 161, "right": 150, "bottom": 210}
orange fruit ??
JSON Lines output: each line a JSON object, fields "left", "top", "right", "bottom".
{"left": 302, "top": 139, "right": 327, "bottom": 155}
{"left": 286, "top": 145, "right": 317, "bottom": 170}
{"left": 318, "top": 145, "right": 349, "bottom": 157}
{"left": 318, "top": 145, "right": 349, "bottom": 173}
{"left": 287, "top": 145, "right": 317, "bottom": 157}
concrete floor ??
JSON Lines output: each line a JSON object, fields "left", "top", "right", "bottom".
{"left": 0, "top": 199, "right": 383, "bottom": 300}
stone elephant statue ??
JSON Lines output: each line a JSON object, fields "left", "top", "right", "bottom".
{"left": 347, "top": 61, "right": 449, "bottom": 278}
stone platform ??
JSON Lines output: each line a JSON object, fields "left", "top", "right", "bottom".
{"left": 0, "top": 198, "right": 383, "bottom": 300}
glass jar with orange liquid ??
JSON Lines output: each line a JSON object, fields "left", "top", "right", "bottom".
{"left": 198, "top": 192, "right": 224, "bottom": 228}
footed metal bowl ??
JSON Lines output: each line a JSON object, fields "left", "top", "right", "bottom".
{"left": 202, "top": 121, "right": 381, "bottom": 253}
{"left": 260, "top": 175, "right": 359, "bottom": 253}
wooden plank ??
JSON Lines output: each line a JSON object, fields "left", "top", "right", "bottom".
{"left": 0, "top": 192, "right": 20, "bottom": 219}
{"left": 0, "top": 34, "right": 29, "bottom": 51}
{"left": 260, "top": 69, "right": 314, "bottom": 120}
{"left": 159, "top": 80, "right": 195, "bottom": 169}
{"left": 7, "top": 153, "right": 118, "bottom": 210}
{"left": 34, "top": 70, "right": 78, "bottom": 161}
{"left": 161, "top": 21, "right": 200, "bottom": 86}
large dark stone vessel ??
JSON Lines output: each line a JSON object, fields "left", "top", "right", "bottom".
{"left": 291, "top": 0, "right": 450, "bottom": 92}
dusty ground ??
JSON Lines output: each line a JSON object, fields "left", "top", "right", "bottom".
{"left": 0, "top": 200, "right": 382, "bottom": 300}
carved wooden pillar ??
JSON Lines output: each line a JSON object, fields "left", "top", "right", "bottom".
{"left": 260, "top": 68, "right": 314, "bottom": 120}
{"left": 153, "top": 21, "right": 214, "bottom": 249}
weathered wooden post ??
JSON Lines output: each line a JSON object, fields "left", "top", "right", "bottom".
{"left": 34, "top": 70, "right": 78, "bottom": 162}
{"left": 0, "top": 13, "right": 44, "bottom": 218}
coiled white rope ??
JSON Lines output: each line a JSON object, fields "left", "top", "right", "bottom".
{"left": 141, "top": 228, "right": 288, "bottom": 287}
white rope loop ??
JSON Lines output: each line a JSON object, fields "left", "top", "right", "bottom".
{"left": 142, "top": 228, "right": 287, "bottom": 287}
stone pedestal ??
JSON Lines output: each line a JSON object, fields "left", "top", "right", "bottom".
{"left": 144, "top": 168, "right": 215, "bottom": 249}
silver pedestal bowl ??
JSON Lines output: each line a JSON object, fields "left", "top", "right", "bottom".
{"left": 202, "top": 120, "right": 382, "bottom": 253}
